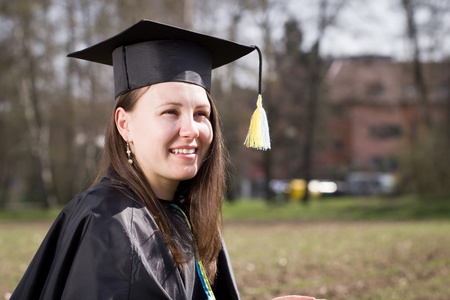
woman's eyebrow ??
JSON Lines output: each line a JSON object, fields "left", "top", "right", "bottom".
{"left": 157, "top": 102, "right": 211, "bottom": 110}
{"left": 156, "top": 101, "right": 183, "bottom": 108}
{"left": 196, "top": 104, "right": 211, "bottom": 110}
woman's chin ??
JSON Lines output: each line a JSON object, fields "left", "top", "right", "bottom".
{"left": 173, "top": 167, "right": 199, "bottom": 181}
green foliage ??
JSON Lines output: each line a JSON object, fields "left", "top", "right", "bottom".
{"left": 398, "top": 132, "right": 450, "bottom": 196}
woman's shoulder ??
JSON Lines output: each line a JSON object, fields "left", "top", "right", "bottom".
{"left": 71, "top": 177, "right": 140, "bottom": 211}
{"left": 78, "top": 177, "right": 137, "bottom": 201}
{"left": 10, "top": 178, "right": 163, "bottom": 300}
{"left": 57, "top": 177, "right": 148, "bottom": 231}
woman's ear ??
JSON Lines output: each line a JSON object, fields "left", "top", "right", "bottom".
{"left": 115, "top": 107, "right": 131, "bottom": 142}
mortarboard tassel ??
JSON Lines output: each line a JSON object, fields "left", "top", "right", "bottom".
{"left": 244, "top": 46, "right": 271, "bottom": 150}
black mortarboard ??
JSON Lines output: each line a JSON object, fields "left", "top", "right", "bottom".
{"left": 68, "top": 19, "right": 271, "bottom": 150}
{"left": 68, "top": 19, "right": 255, "bottom": 98}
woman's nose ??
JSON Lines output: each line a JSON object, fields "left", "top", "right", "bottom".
{"left": 179, "top": 116, "right": 200, "bottom": 138}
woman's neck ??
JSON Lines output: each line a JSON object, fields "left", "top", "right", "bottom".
{"left": 149, "top": 179, "right": 178, "bottom": 201}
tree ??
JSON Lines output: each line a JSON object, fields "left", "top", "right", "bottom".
{"left": 270, "top": 18, "right": 308, "bottom": 187}
{"left": 401, "top": 0, "right": 431, "bottom": 132}
{"left": 299, "top": 0, "right": 347, "bottom": 203}
{"left": 397, "top": 0, "right": 450, "bottom": 195}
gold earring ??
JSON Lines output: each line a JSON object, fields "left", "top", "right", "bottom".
{"left": 126, "top": 142, "right": 133, "bottom": 164}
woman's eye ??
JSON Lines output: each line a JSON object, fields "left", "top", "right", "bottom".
{"left": 195, "top": 111, "right": 210, "bottom": 118}
{"left": 164, "top": 109, "right": 178, "bottom": 115}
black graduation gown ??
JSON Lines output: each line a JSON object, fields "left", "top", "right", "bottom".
{"left": 10, "top": 178, "right": 240, "bottom": 300}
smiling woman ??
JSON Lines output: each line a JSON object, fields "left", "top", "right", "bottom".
{"left": 9, "top": 19, "right": 316, "bottom": 300}
{"left": 115, "top": 82, "right": 213, "bottom": 200}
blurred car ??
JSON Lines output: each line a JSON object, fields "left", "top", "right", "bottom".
{"left": 308, "top": 179, "right": 347, "bottom": 196}
{"left": 347, "top": 172, "right": 396, "bottom": 196}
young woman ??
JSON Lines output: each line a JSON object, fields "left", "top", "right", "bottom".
{"left": 11, "top": 20, "right": 323, "bottom": 300}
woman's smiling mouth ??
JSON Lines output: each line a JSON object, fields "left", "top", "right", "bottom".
{"left": 169, "top": 148, "right": 197, "bottom": 154}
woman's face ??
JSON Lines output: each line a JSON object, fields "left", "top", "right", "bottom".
{"left": 117, "top": 82, "right": 213, "bottom": 196}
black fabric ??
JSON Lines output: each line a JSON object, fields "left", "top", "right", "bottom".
{"left": 67, "top": 19, "right": 255, "bottom": 98}
{"left": 157, "top": 199, "right": 204, "bottom": 300}
{"left": 10, "top": 178, "right": 240, "bottom": 300}
{"left": 112, "top": 40, "right": 212, "bottom": 97}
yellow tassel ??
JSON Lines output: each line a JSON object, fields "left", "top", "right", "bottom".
{"left": 244, "top": 94, "right": 271, "bottom": 150}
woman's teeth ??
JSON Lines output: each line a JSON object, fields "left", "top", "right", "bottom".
{"left": 170, "top": 149, "right": 196, "bottom": 154}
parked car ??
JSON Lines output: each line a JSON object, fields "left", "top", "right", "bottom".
{"left": 347, "top": 172, "right": 396, "bottom": 196}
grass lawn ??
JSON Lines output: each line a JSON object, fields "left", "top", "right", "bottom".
{"left": 222, "top": 195, "right": 450, "bottom": 221}
{"left": 0, "top": 221, "right": 51, "bottom": 300}
{"left": 224, "top": 220, "right": 450, "bottom": 300}
{"left": 1, "top": 196, "right": 450, "bottom": 299}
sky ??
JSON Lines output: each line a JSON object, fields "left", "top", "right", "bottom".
{"left": 286, "top": 0, "right": 406, "bottom": 59}
{"left": 320, "top": 1, "right": 407, "bottom": 58}
{"left": 286, "top": 0, "right": 449, "bottom": 61}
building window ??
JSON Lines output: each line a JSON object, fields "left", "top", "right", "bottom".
{"left": 370, "top": 156, "right": 398, "bottom": 172}
{"left": 369, "top": 124, "right": 402, "bottom": 139}
{"left": 366, "top": 82, "right": 386, "bottom": 98}
{"left": 405, "top": 85, "right": 416, "bottom": 98}
{"left": 437, "top": 86, "right": 449, "bottom": 100}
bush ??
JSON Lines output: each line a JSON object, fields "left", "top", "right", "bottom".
{"left": 398, "top": 131, "right": 450, "bottom": 196}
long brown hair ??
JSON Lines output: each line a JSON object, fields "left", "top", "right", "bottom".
{"left": 93, "top": 85, "right": 227, "bottom": 281}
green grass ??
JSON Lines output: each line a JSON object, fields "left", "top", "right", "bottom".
{"left": 1, "top": 195, "right": 449, "bottom": 222}
{"left": 0, "top": 209, "right": 61, "bottom": 221}
{"left": 223, "top": 195, "right": 450, "bottom": 221}
{"left": 0, "top": 221, "right": 52, "bottom": 299}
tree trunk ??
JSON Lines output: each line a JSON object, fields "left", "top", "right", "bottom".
{"left": 401, "top": 0, "right": 432, "bottom": 135}
{"left": 18, "top": 79, "right": 57, "bottom": 208}
{"left": 302, "top": 41, "right": 321, "bottom": 204}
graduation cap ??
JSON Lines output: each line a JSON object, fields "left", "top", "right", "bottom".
{"left": 68, "top": 19, "right": 270, "bottom": 150}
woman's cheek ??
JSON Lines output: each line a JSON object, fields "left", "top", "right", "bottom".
{"left": 203, "top": 122, "right": 213, "bottom": 144}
